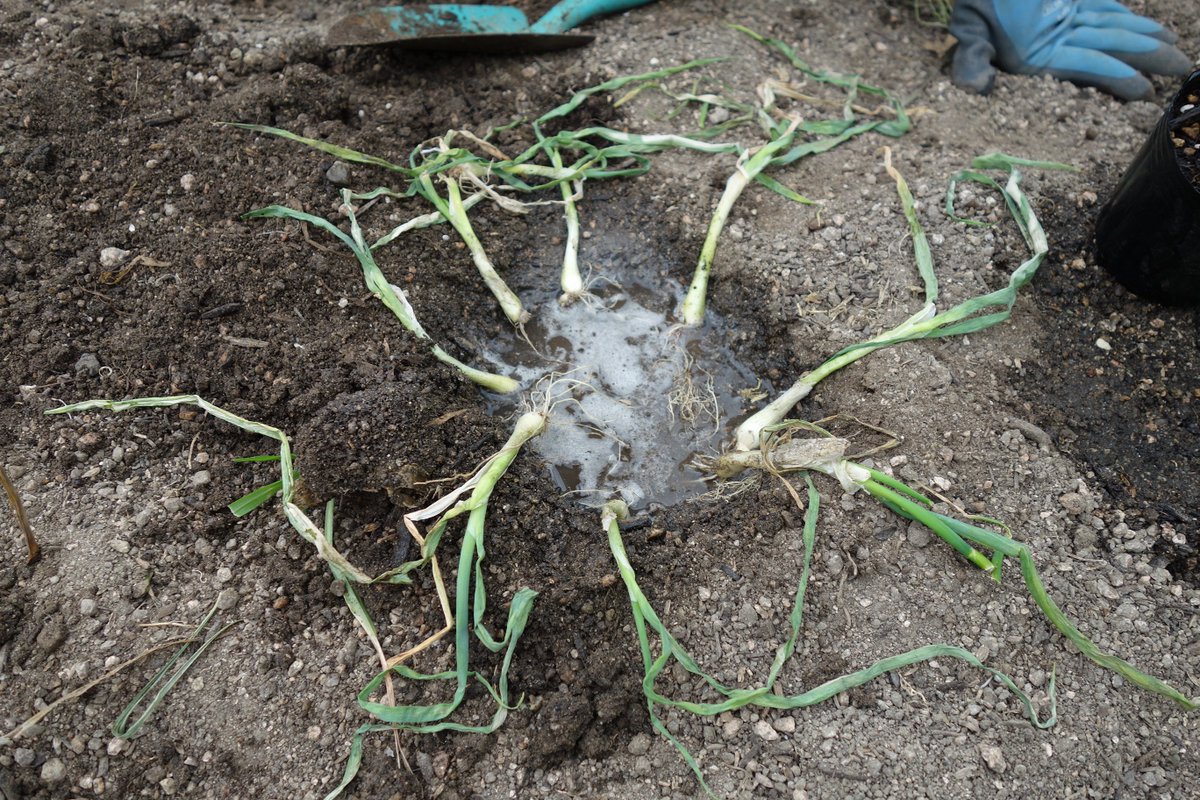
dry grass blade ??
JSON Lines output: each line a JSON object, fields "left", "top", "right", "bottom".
{"left": 3, "top": 636, "right": 193, "bottom": 740}
{"left": 0, "top": 463, "right": 39, "bottom": 564}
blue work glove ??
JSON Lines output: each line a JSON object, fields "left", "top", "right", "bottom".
{"left": 949, "top": 0, "right": 1193, "bottom": 101}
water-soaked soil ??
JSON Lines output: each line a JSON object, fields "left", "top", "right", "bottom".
{"left": 2, "top": 1, "right": 1199, "bottom": 799}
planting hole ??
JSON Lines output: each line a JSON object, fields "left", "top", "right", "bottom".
{"left": 481, "top": 278, "right": 771, "bottom": 509}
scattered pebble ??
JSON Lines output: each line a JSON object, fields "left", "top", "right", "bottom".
{"left": 325, "top": 161, "right": 352, "bottom": 186}
{"left": 40, "top": 757, "right": 66, "bottom": 783}
{"left": 627, "top": 732, "right": 651, "bottom": 756}
{"left": 36, "top": 619, "right": 67, "bottom": 652}
{"left": 1059, "top": 492, "right": 1091, "bottom": 516}
{"left": 99, "top": 247, "right": 131, "bottom": 268}
{"left": 191, "top": 470, "right": 211, "bottom": 487}
{"left": 216, "top": 567, "right": 233, "bottom": 583}
{"left": 74, "top": 352, "right": 101, "bottom": 377}
{"left": 80, "top": 598, "right": 98, "bottom": 615}
{"left": 14, "top": 747, "right": 35, "bottom": 767}
{"left": 215, "top": 588, "right": 239, "bottom": 610}
{"left": 23, "top": 142, "right": 55, "bottom": 171}
{"left": 180, "top": 173, "right": 196, "bottom": 192}
{"left": 979, "top": 744, "right": 1007, "bottom": 773}
{"left": 753, "top": 720, "right": 780, "bottom": 741}
{"left": 1007, "top": 417, "right": 1052, "bottom": 447}
{"left": 906, "top": 522, "right": 930, "bottom": 548}
{"left": 1095, "top": 337, "right": 1112, "bottom": 351}
{"left": 1115, "top": 602, "right": 1140, "bottom": 619}
{"left": 110, "top": 539, "right": 130, "bottom": 554}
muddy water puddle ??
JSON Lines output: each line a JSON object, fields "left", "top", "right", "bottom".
{"left": 479, "top": 278, "right": 771, "bottom": 509}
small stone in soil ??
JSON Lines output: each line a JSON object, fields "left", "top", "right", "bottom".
{"left": 325, "top": 161, "right": 352, "bottom": 186}
{"left": 627, "top": 733, "right": 651, "bottom": 755}
{"left": 906, "top": 523, "right": 930, "bottom": 548}
{"left": 1059, "top": 492, "right": 1091, "bottom": 515}
{"left": 99, "top": 247, "right": 130, "bottom": 268}
{"left": 979, "top": 744, "right": 1007, "bottom": 773}
{"left": 74, "top": 353, "right": 101, "bottom": 377}
{"left": 40, "top": 757, "right": 66, "bottom": 783}
{"left": 23, "top": 142, "right": 55, "bottom": 172}
{"left": 754, "top": 720, "right": 780, "bottom": 741}
{"left": 773, "top": 716, "right": 796, "bottom": 734}
{"left": 36, "top": 619, "right": 67, "bottom": 652}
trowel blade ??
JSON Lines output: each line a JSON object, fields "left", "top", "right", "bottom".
{"left": 327, "top": 6, "right": 593, "bottom": 51}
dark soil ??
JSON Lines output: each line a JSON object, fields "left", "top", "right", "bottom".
{"left": 1171, "top": 83, "right": 1200, "bottom": 187}
{"left": 3, "top": 2, "right": 1200, "bottom": 799}
{"left": 1017, "top": 185, "right": 1200, "bottom": 579}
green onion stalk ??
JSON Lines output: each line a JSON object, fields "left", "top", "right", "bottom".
{"left": 709, "top": 425, "right": 1199, "bottom": 711}
{"left": 322, "top": 410, "right": 547, "bottom": 800}
{"left": 415, "top": 172, "right": 530, "bottom": 326}
{"left": 46, "top": 395, "right": 393, "bottom": 583}
{"left": 735, "top": 153, "right": 1066, "bottom": 450}
{"left": 363, "top": 187, "right": 485, "bottom": 250}
{"left": 681, "top": 118, "right": 800, "bottom": 327}
{"left": 733, "top": 301, "right": 935, "bottom": 450}
{"left": 602, "top": 489, "right": 1061, "bottom": 798}
{"left": 549, "top": 145, "right": 586, "bottom": 305}
{"left": 243, "top": 199, "right": 518, "bottom": 394}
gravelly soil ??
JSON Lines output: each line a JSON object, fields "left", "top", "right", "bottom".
{"left": 1, "top": 1, "right": 1198, "bottom": 799}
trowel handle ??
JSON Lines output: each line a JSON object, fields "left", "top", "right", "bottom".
{"left": 529, "top": 0, "right": 655, "bottom": 34}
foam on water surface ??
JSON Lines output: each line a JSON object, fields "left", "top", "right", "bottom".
{"left": 480, "top": 280, "right": 770, "bottom": 509}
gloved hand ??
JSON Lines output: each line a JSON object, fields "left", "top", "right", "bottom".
{"left": 949, "top": 0, "right": 1193, "bottom": 101}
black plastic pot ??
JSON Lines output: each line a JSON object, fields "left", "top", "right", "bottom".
{"left": 1095, "top": 69, "right": 1200, "bottom": 305}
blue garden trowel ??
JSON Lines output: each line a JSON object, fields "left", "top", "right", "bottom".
{"left": 327, "top": 0, "right": 655, "bottom": 51}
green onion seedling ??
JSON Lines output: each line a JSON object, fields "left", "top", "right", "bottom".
{"left": 682, "top": 117, "right": 801, "bottom": 326}
{"left": 113, "top": 597, "right": 236, "bottom": 738}
{"left": 322, "top": 407, "right": 549, "bottom": 800}
{"left": 735, "top": 151, "right": 1071, "bottom": 450}
{"left": 244, "top": 198, "right": 519, "bottom": 394}
{"left": 602, "top": 486, "right": 1058, "bottom": 797}
{"left": 413, "top": 170, "right": 530, "bottom": 326}
{"left": 47, "top": 396, "right": 388, "bottom": 584}
{"left": 710, "top": 422, "right": 1199, "bottom": 711}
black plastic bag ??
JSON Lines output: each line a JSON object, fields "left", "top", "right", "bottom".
{"left": 1095, "top": 69, "right": 1200, "bottom": 305}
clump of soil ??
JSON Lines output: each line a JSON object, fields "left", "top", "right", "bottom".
{"left": 1170, "top": 89, "right": 1200, "bottom": 186}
